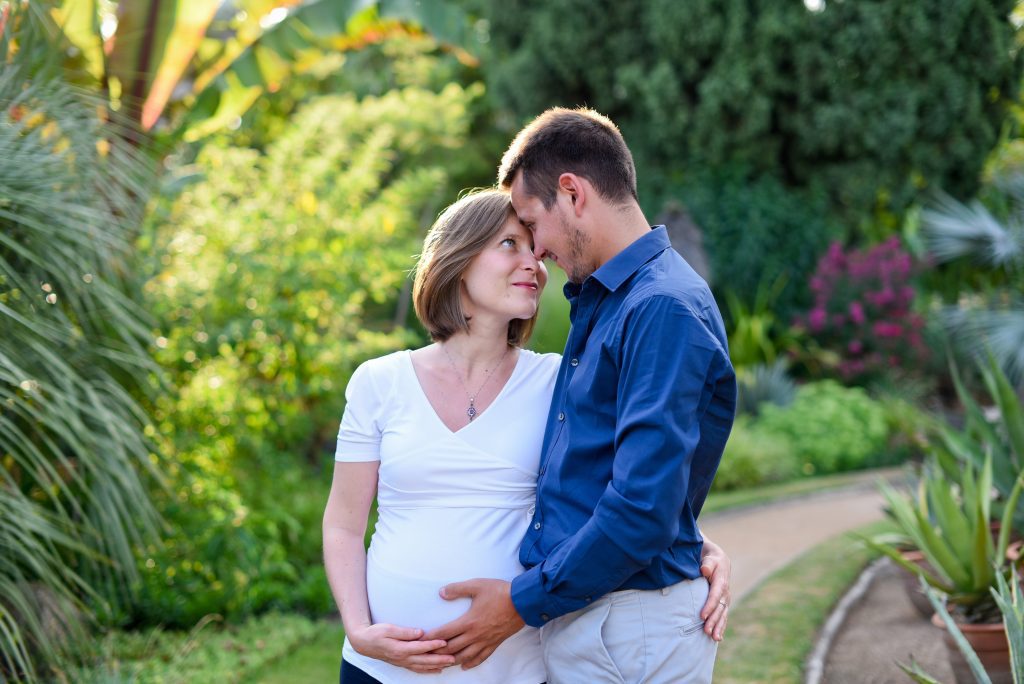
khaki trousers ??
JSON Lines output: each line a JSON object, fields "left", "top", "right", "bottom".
{"left": 540, "top": 578, "right": 718, "bottom": 684}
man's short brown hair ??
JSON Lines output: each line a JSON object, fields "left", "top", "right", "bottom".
{"left": 413, "top": 189, "right": 538, "bottom": 347}
{"left": 498, "top": 107, "right": 638, "bottom": 208}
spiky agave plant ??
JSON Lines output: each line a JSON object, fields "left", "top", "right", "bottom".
{"left": 0, "top": 5, "right": 161, "bottom": 680}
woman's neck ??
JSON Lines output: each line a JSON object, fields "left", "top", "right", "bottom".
{"left": 440, "top": 327, "right": 511, "bottom": 374}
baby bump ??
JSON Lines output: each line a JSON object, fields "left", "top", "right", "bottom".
{"left": 366, "top": 559, "right": 471, "bottom": 632}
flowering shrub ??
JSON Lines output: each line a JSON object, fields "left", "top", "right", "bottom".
{"left": 796, "top": 237, "right": 928, "bottom": 383}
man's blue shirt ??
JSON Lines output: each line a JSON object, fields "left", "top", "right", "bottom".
{"left": 510, "top": 226, "right": 737, "bottom": 627}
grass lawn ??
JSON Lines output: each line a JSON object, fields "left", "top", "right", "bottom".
{"left": 714, "top": 520, "right": 894, "bottom": 683}
{"left": 255, "top": 622, "right": 344, "bottom": 684}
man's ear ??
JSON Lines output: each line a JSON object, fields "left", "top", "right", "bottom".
{"left": 557, "top": 173, "right": 586, "bottom": 217}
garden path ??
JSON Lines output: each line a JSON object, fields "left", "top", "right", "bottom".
{"left": 701, "top": 478, "right": 887, "bottom": 601}
{"left": 702, "top": 474, "right": 954, "bottom": 683}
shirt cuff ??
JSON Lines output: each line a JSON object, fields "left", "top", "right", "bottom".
{"left": 510, "top": 565, "right": 573, "bottom": 628}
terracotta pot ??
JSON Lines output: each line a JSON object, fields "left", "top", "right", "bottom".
{"left": 931, "top": 612, "right": 1012, "bottom": 684}
{"left": 1007, "top": 539, "right": 1023, "bottom": 566}
{"left": 898, "top": 550, "right": 938, "bottom": 619}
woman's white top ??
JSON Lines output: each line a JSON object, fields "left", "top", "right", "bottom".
{"left": 335, "top": 348, "right": 560, "bottom": 684}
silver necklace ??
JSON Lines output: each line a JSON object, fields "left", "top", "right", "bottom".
{"left": 441, "top": 344, "right": 511, "bottom": 421}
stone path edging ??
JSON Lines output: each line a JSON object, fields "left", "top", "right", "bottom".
{"left": 804, "top": 557, "right": 887, "bottom": 684}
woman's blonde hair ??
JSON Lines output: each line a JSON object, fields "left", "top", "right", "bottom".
{"left": 413, "top": 189, "right": 538, "bottom": 347}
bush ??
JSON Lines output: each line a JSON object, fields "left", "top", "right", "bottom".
{"left": 483, "top": 0, "right": 1022, "bottom": 232}
{"left": 713, "top": 418, "right": 798, "bottom": 491}
{"left": 757, "top": 381, "right": 890, "bottom": 475}
{"left": 135, "top": 82, "right": 482, "bottom": 626}
{"left": 677, "top": 171, "right": 839, "bottom": 323}
{"left": 794, "top": 237, "right": 929, "bottom": 384}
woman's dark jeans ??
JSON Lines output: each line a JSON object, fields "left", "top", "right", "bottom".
{"left": 340, "top": 659, "right": 383, "bottom": 684}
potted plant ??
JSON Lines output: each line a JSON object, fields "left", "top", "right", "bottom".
{"left": 900, "top": 568, "right": 1023, "bottom": 684}
{"left": 863, "top": 454, "right": 1024, "bottom": 683}
{"left": 935, "top": 355, "right": 1024, "bottom": 536}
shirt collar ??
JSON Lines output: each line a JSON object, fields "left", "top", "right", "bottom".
{"left": 590, "top": 226, "right": 671, "bottom": 293}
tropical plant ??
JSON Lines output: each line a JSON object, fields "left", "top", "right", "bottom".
{"left": 865, "top": 455, "right": 1024, "bottom": 623}
{"left": 735, "top": 359, "right": 796, "bottom": 418}
{"left": 724, "top": 275, "right": 804, "bottom": 369}
{"left": 899, "top": 570, "right": 1023, "bottom": 684}
{"left": 935, "top": 355, "right": 1024, "bottom": 532}
{"left": 51, "top": 0, "right": 477, "bottom": 144}
{"left": 920, "top": 174, "right": 1024, "bottom": 383}
{"left": 0, "top": 5, "right": 159, "bottom": 680}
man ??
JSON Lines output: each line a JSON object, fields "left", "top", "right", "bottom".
{"left": 426, "top": 108, "right": 737, "bottom": 683}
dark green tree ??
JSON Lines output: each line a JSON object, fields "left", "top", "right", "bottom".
{"left": 483, "top": 0, "right": 1022, "bottom": 229}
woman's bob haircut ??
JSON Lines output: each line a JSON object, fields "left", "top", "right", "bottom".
{"left": 413, "top": 188, "right": 538, "bottom": 347}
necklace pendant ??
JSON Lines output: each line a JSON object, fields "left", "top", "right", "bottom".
{"left": 467, "top": 403, "right": 477, "bottom": 421}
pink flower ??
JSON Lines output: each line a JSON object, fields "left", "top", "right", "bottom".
{"left": 848, "top": 340, "right": 864, "bottom": 354}
{"left": 872, "top": 321, "right": 903, "bottom": 338}
{"left": 849, "top": 301, "right": 866, "bottom": 325}
{"left": 807, "top": 308, "right": 827, "bottom": 332}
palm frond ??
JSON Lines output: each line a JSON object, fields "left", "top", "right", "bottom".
{"left": 0, "top": 5, "right": 161, "bottom": 680}
{"left": 920, "top": 192, "right": 1024, "bottom": 269}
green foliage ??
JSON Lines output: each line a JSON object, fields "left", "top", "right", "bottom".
{"left": 863, "top": 455, "right": 1023, "bottom": 623}
{"left": 735, "top": 361, "right": 797, "bottom": 418}
{"left": 921, "top": 174, "right": 1024, "bottom": 383}
{"left": 934, "top": 355, "right": 1024, "bottom": 532}
{"left": 0, "top": 6, "right": 160, "bottom": 679}
{"left": 712, "top": 417, "right": 797, "bottom": 492}
{"left": 682, "top": 172, "right": 839, "bottom": 323}
{"left": 757, "top": 381, "right": 889, "bottom": 475}
{"left": 992, "top": 569, "right": 1024, "bottom": 681}
{"left": 714, "top": 521, "right": 888, "bottom": 683}
{"left": 135, "top": 82, "right": 481, "bottom": 626}
{"left": 528, "top": 266, "right": 571, "bottom": 354}
{"left": 483, "top": 0, "right": 1021, "bottom": 233}
{"left": 903, "top": 569, "right": 1024, "bottom": 684}
{"left": 69, "top": 613, "right": 321, "bottom": 684}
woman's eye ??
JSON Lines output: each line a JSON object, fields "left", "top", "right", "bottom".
{"left": 500, "top": 237, "right": 516, "bottom": 247}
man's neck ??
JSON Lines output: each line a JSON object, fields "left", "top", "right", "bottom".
{"left": 590, "top": 203, "right": 652, "bottom": 269}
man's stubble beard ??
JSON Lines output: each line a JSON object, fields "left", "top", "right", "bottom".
{"left": 562, "top": 215, "right": 595, "bottom": 285}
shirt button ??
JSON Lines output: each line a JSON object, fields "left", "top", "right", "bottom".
{"left": 541, "top": 613, "right": 550, "bottom": 622}
{"left": 585, "top": 596, "right": 592, "bottom": 603}
{"left": 558, "top": 412, "right": 565, "bottom": 421}
{"left": 533, "top": 521, "right": 542, "bottom": 530}
{"left": 570, "top": 358, "right": 579, "bottom": 367}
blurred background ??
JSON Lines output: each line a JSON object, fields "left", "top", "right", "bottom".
{"left": 2, "top": 1, "right": 1024, "bottom": 682}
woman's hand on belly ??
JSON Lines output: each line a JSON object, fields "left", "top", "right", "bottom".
{"left": 348, "top": 623, "right": 456, "bottom": 674}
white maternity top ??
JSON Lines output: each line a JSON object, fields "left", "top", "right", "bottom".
{"left": 335, "top": 348, "right": 560, "bottom": 684}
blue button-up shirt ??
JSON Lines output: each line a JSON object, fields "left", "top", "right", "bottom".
{"left": 510, "top": 226, "right": 736, "bottom": 627}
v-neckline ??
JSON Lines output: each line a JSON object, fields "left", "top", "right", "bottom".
{"left": 405, "top": 348, "right": 523, "bottom": 436}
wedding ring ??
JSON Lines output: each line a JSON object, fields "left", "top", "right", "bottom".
{"left": 719, "top": 599, "right": 728, "bottom": 608}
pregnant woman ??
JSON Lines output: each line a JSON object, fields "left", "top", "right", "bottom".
{"left": 324, "top": 189, "right": 555, "bottom": 683}
{"left": 322, "top": 189, "right": 729, "bottom": 683}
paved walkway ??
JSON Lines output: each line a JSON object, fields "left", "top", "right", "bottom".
{"left": 701, "top": 474, "right": 952, "bottom": 683}
{"left": 701, "top": 484, "right": 887, "bottom": 601}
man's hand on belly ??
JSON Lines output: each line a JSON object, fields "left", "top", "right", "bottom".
{"left": 424, "top": 578, "right": 525, "bottom": 669}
